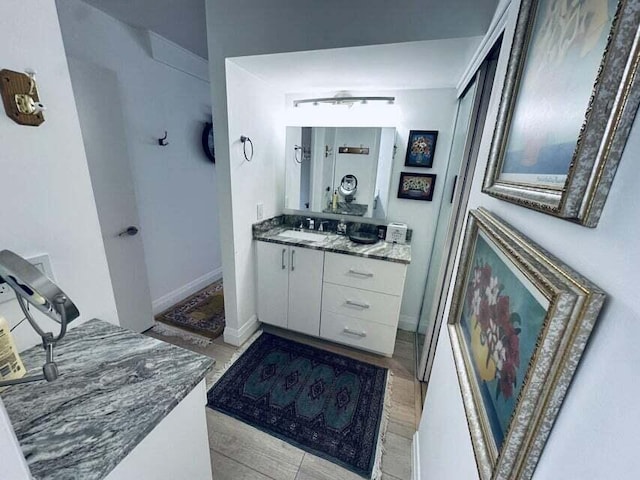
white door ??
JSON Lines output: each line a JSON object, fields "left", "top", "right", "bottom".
{"left": 256, "top": 242, "right": 289, "bottom": 328}
{"left": 288, "top": 248, "right": 323, "bottom": 336}
{"left": 68, "top": 58, "right": 154, "bottom": 332}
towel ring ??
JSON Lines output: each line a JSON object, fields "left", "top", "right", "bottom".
{"left": 240, "top": 135, "right": 254, "bottom": 161}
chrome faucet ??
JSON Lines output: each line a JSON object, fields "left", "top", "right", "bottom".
{"left": 337, "top": 219, "right": 347, "bottom": 235}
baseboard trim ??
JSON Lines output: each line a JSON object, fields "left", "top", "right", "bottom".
{"left": 223, "top": 314, "right": 260, "bottom": 347}
{"left": 152, "top": 267, "right": 223, "bottom": 315}
{"left": 398, "top": 314, "right": 419, "bottom": 331}
{"left": 412, "top": 431, "right": 421, "bottom": 480}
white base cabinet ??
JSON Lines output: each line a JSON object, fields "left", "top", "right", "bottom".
{"left": 257, "top": 243, "right": 407, "bottom": 356}
{"left": 256, "top": 241, "right": 324, "bottom": 336}
{"left": 106, "top": 380, "right": 212, "bottom": 480}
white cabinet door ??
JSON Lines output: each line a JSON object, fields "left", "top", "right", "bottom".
{"left": 287, "top": 247, "right": 324, "bottom": 336}
{"left": 257, "top": 242, "right": 289, "bottom": 328}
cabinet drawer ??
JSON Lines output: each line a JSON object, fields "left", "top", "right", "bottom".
{"left": 322, "top": 283, "right": 401, "bottom": 327}
{"left": 323, "top": 252, "right": 406, "bottom": 295}
{"left": 320, "top": 311, "right": 396, "bottom": 356}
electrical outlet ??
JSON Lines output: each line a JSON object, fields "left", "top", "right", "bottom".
{"left": 257, "top": 203, "right": 264, "bottom": 221}
{"left": 0, "top": 282, "right": 14, "bottom": 304}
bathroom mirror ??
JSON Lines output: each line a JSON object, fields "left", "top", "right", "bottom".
{"left": 285, "top": 126, "right": 396, "bottom": 219}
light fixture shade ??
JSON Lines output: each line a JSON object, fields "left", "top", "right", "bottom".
{"left": 293, "top": 96, "right": 395, "bottom": 107}
{"left": 0, "top": 250, "right": 79, "bottom": 324}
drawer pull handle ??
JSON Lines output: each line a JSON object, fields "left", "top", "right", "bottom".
{"left": 343, "top": 327, "right": 367, "bottom": 337}
{"left": 348, "top": 269, "right": 373, "bottom": 277}
{"left": 345, "top": 300, "right": 370, "bottom": 309}
{"left": 281, "top": 249, "right": 287, "bottom": 269}
{"left": 291, "top": 249, "right": 295, "bottom": 271}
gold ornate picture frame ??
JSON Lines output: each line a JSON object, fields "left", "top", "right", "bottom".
{"left": 448, "top": 208, "right": 605, "bottom": 479}
{"left": 482, "top": 0, "right": 640, "bottom": 227}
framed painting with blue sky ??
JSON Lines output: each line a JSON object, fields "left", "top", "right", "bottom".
{"left": 448, "top": 209, "right": 605, "bottom": 480}
{"left": 482, "top": 0, "right": 640, "bottom": 227}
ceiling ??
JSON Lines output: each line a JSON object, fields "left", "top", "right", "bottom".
{"left": 77, "top": 0, "right": 498, "bottom": 61}
{"left": 231, "top": 38, "right": 483, "bottom": 93}
{"left": 80, "top": 0, "right": 209, "bottom": 58}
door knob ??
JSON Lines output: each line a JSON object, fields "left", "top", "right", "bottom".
{"left": 118, "top": 226, "right": 139, "bottom": 237}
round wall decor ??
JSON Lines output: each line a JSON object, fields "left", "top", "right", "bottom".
{"left": 202, "top": 122, "right": 215, "bottom": 163}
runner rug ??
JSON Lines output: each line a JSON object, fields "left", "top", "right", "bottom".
{"left": 155, "top": 280, "right": 224, "bottom": 340}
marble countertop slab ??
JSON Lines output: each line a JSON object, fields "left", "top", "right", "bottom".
{"left": 1, "top": 318, "right": 214, "bottom": 480}
{"left": 254, "top": 225, "right": 411, "bottom": 264}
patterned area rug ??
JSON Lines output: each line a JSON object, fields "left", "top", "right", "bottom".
{"left": 155, "top": 280, "right": 225, "bottom": 340}
{"left": 207, "top": 332, "right": 389, "bottom": 478}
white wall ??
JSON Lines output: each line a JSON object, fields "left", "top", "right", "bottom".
{"left": 0, "top": 398, "right": 30, "bottom": 479}
{"left": 373, "top": 128, "right": 395, "bottom": 219}
{"left": 386, "top": 90, "right": 458, "bottom": 330}
{"left": 0, "top": 0, "right": 119, "bottom": 473}
{"left": 418, "top": 1, "right": 640, "bottom": 478}
{"left": 223, "top": 60, "right": 285, "bottom": 344}
{"left": 0, "top": 0, "right": 118, "bottom": 349}
{"left": 284, "top": 127, "right": 302, "bottom": 209}
{"left": 56, "top": 0, "right": 222, "bottom": 308}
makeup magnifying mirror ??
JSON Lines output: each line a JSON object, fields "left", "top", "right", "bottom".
{"left": 0, "top": 250, "right": 79, "bottom": 387}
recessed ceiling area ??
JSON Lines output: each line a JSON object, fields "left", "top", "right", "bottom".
{"left": 78, "top": 0, "right": 209, "bottom": 58}
{"left": 72, "top": 0, "right": 498, "bottom": 61}
{"left": 230, "top": 37, "right": 482, "bottom": 94}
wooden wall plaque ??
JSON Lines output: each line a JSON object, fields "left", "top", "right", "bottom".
{"left": 0, "top": 69, "right": 45, "bottom": 126}
{"left": 338, "top": 146, "right": 369, "bottom": 155}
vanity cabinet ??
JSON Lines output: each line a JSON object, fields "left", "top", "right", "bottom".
{"left": 256, "top": 240, "right": 408, "bottom": 357}
{"left": 256, "top": 241, "right": 324, "bottom": 336}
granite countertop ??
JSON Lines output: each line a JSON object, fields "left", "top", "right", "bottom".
{"left": 254, "top": 225, "right": 411, "bottom": 264}
{"left": 1, "top": 319, "right": 214, "bottom": 480}
{"left": 321, "top": 202, "right": 368, "bottom": 217}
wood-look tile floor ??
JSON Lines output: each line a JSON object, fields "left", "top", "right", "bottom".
{"left": 145, "top": 326, "right": 420, "bottom": 480}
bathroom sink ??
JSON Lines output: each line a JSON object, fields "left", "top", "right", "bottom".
{"left": 277, "top": 229, "right": 328, "bottom": 242}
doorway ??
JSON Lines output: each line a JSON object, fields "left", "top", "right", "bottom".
{"left": 415, "top": 41, "right": 502, "bottom": 390}
{"left": 57, "top": 0, "right": 222, "bottom": 334}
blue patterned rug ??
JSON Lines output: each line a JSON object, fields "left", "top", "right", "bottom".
{"left": 207, "top": 332, "right": 389, "bottom": 478}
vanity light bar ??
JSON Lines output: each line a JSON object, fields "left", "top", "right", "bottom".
{"left": 293, "top": 96, "right": 395, "bottom": 107}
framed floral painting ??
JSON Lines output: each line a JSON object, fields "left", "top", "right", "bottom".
{"left": 482, "top": 0, "right": 640, "bottom": 227}
{"left": 448, "top": 209, "right": 605, "bottom": 480}
{"left": 405, "top": 130, "right": 438, "bottom": 167}
{"left": 397, "top": 172, "right": 436, "bottom": 201}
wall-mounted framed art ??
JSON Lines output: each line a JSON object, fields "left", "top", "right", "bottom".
{"left": 405, "top": 130, "right": 438, "bottom": 167}
{"left": 448, "top": 208, "right": 605, "bottom": 480}
{"left": 397, "top": 172, "right": 436, "bottom": 201}
{"left": 482, "top": 0, "right": 640, "bottom": 227}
